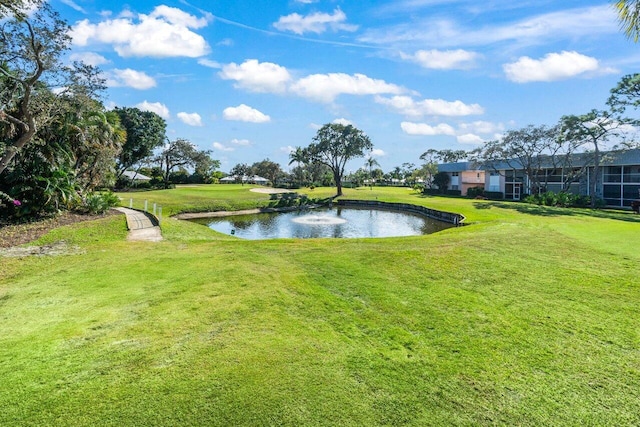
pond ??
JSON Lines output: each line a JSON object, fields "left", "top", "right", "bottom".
{"left": 190, "top": 206, "right": 454, "bottom": 240}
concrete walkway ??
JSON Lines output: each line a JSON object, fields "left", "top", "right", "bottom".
{"left": 115, "top": 207, "right": 163, "bottom": 242}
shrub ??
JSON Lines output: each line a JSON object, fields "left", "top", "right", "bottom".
{"left": 484, "top": 191, "right": 504, "bottom": 200}
{"left": 422, "top": 188, "right": 439, "bottom": 196}
{"left": 523, "top": 191, "right": 604, "bottom": 209}
{"left": 466, "top": 187, "right": 484, "bottom": 198}
{"left": 573, "top": 195, "right": 591, "bottom": 207}
{"left": 80, "top": 191, "right": 121, "bottom": 214}
{"left": 445, "top": 190, "right": 462, "bottom": 196}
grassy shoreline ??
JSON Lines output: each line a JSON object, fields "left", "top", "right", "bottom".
{"left": 1, "top": 184, "right": 639, "bottom": 426}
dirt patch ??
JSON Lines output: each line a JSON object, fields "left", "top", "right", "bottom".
{"left": 0, "top": 210, "right": 122, "bottom": 248}
{"left": 0, "top": 240, "right": 85, "bottom": 258}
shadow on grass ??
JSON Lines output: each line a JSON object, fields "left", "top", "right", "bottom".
{"left": 474, "top": 200, "right": 640, "bottom": 223}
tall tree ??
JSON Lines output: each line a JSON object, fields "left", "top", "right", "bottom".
{"left": 48, "top": 106, "right": 124, "bottom": 191}
{"left": 419, "top": 149, "right": 440, "bottom": 189}
{"left": 559, "top": 110, "right": 624, "bottom": 207}
{"left": 193, "top": 155, "right": 220, "bottom": 184}
{"left": 157, "top": 138, "right": 211, "bottom": 188}
{"left": 251, "top": 159, "right": 282, "bottom": 186}
{"left": 229, "top": 163, "right": 251, "bottom": 185}
{"left": 288, "top": 146, "right": 307, "bottom": 187}
{"left": 401, "top": 162, "right": 417, "bottom": 185}
{"left": 607, "top": 73, "right": 640, "bottom": 128}
{"left": 303, "top": 123, "right": 373, "bottom": 196}
{"left": 473, "top": 125, "right": 559, "bottom": 194}
{"left": 0, "top": 0, "right": 38, "bottom": 19}
{"left": 437, "top": 149, "right": 468, "bottom": 163}
{"left": 114, "top": 107, "right": 166, "bottom": 177}
{"left": 0, "top": 2, "right": 73, "bottom": 175}
{"left": 364, "top": 155, "right": 380, "bottom": 189}
{"left": 432, "top": 171, "right": 450, "bottom": 193}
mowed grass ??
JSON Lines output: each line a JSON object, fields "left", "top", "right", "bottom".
{"left": 1, "top": 185, "right": 639, "bottom": 426}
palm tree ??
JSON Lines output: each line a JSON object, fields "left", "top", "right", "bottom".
{"left": 67, "top": 110, "right": 125, "bottom": 190}
{"left": 616, "top": 0, "right": 640, "bottom": 41}
{"left": 288, "top": 146, "right": 307, "bottom": 187}
{"left": 365, "top": 156, "right": 380, "bottom": 189}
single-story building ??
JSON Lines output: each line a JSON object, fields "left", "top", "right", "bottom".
{"left": 220, "top": 175, "right": 269, "bottom": 185}
{"left": 437, "top": 148, "right": 640, "bottom": 207}
{"left": 122, "top": 170, "right": 152, "bottom": 182}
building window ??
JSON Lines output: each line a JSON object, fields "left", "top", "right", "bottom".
{"left": 489, "top": 174, "right": 500, "bottom": 192}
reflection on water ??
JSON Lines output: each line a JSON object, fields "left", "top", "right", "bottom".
{"left": 190, "top": 207, "right": 453, "bottom": 240}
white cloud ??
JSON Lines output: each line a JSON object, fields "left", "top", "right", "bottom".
{"left": 333, "top": 118, "right": 353, "bottom": 126}
{"left": 376, "top": 95, "right": 484, "bottom": 117}
{"left": 401, "top": 122, "right": 456, "bottom": 136}
{"left": 177, "top": 112, "right": 203, "bottom": 126}
{"left": 223, "top": 104, "right": 271, "bottom": 123}
{"left": 359, "top": 5, "right": 617, "bottom": 48}
{"left": 198, "top": 58, "right": 222, "bottom": 69}
{"left": 281, "top": 145, "right": 296, "bottom": 154}
{"left": 371, "top": 148, "right": 386, "bottom": 157}
{"left": 118, "top": 9, "right": 135, "bottom": 19}
{"left": 70, "top": 5, "right": 210, "bottom": 58}
{"left": 106, "top": 68, "right": 156, "bottom": 89}
{"left": 69, "top": 52, "right": 109, "bottom": 66}
{"left": 219, "top": 60, "right": 408, "bottom": 104}
{"left": 401, "top": 49, "right": 479, "bottom": 70}
{"left": 291, "top": 73, "right": 406, "bottom": 103}
{"left": 135, "top": 101, "right": 170, "bottom": 119}
{"left": 149, "top": 5, "right": 209, "bottom": 28}
{"left": 231, "top": 138, "right": 252, "bottom": 146}
{"left": 219, "top": 59, "right": 291, "bottom": 93}
{"left": 457, "top": 133, "right": 485, "bottom": 144}
{"left": 273, "top": 8, "right": 358, "bottom": 35}
{"left": 458, "top": 121, "right": 505, "bottom": 135}
{"left": 61, "top": 0, "right": 85, "bottom": 13}
{"left": 213, "top": 142, "right": 234, "bottom": 152}
{"left": 503, "top": 51, "right": 601, "bottom": 83}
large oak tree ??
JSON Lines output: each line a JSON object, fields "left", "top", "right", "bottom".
{"left": 303, "top": 123, "right": 373, "bottom": 196}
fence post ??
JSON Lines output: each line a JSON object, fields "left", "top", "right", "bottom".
{"left": 144, "top": 200, "right": 148, "bottom": 212}
{"left": 158, "top": 207, "right": 162, "bottom": 225}
{"left": 153, "top": 203, "right": 157, "bottom": 216}
{"left": 129, "top": 198, "right": 133, "bottom": 209}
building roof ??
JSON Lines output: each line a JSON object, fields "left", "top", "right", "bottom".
{"left": 122, "top": 170, "right": 152, "bottom": 181}
{"left": 221, "top": 175, "right": 269, "bottom": 182}
{"left": 437, "top": 162, "right": 481, "bottom": 173}
{"left": 438, "top": 148, "right": 640, "bottom": 171}
{"left": 601, "top": 148, "right": 640, "bottom": 166}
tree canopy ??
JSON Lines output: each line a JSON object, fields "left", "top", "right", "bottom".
{"left": 303, "top": 123, "right": 373, "bottom": 196}
{"left": 0, "top": 2, "right": 72, "bottom": 175}
{"left": 157, "top": 138, "right": 212, "bottom": 188}
{"left": 0, "top": 2, "right": 123, "bottom": 219}
{"left": 114, "top": 107, "right": 166, "bottom": 176}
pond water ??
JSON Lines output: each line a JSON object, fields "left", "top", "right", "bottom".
{"left": 190, "top": 207, "right": 453, "bottom": 240}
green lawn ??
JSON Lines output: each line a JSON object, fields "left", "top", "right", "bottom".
{"left": 1, "top": 184, "right": 639, "bottom": 426}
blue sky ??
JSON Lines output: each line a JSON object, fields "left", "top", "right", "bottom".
{"left": 53, "top": 0, "right": 638, "bottom": 172}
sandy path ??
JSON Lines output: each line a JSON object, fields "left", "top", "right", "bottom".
{"left": 249, "top": 188, "right": 295, "bottom": 194}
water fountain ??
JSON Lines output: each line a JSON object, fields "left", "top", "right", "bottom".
{"left": 291, "top": 214, "right": 347, "bottom": 225}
